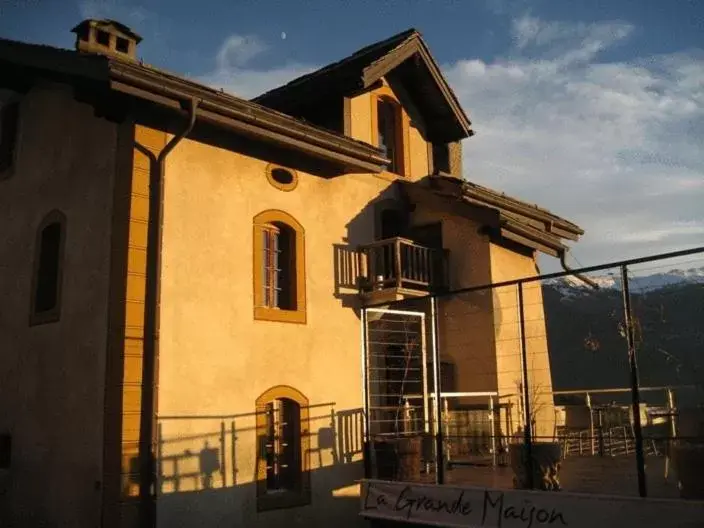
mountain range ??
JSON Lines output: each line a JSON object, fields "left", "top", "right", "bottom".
{"left": 548, "top": 266, "right": 704, "bottom": 294}
{"left": 542, "top": 268, "right": 704, "bottom": 406}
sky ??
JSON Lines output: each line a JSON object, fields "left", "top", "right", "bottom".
{"left": 1, "top": 0, "right": 703, "bottom": 274}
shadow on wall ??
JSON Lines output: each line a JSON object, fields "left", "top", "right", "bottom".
{"left": 130, "top": 404, "right": 366, "bottom": 527}
{"left": 333, "top": 185, "right": 410, "bottom": 318}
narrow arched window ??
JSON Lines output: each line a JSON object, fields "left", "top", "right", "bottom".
{"left": 0, "top": 100, "right": 20, "bottom": 176}
{"left": 253, "top": 210, "right": 306, "bottom": 323}
{"left": 30, "top": 210, "right": 66, "bottom": 325}
{"left": 376, "top": 97, "right": 404, "bottom": 175}
{"left": 256, "top": 386, "right": 311, "bottom": 510}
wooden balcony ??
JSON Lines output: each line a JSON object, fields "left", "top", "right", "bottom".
{"left": 359, "top": 237, "right": 448, "bottom": 304}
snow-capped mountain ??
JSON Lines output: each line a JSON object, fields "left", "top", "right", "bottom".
{"left": 547, "top": 266, "right": 704, "bottom": 295}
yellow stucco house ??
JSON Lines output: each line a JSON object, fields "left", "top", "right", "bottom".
{"left": 0, "top": 19, "right": 583, "bottom": 528}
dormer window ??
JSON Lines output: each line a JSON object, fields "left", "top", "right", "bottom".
{"left": 376, "top": 97, "right": 404, "bottom": 175}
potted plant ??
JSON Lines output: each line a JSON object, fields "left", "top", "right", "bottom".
{"left": 509, "top": 381, "right": 562, "bottom": 491}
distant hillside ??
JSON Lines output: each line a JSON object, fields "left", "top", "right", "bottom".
{"left": 542, "top": 272, "right": 704, "bottom": 405}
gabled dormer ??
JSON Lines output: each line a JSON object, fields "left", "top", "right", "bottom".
{"left": 71, "top": 19, "right": 142, "bottom": 61}
{"left": 253, "top": 29, "right": 473, "bottom": 179}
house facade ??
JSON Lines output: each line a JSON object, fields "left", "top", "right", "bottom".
{"left": 0, "top": 19, "right": 583, "bottom": 528}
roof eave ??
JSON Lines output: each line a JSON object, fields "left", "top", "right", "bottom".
{"left": 107, "top": 61, "right": 389, "bottom": 172}
{"left": 460, "top": 180, "right": 584, "bottom": 236}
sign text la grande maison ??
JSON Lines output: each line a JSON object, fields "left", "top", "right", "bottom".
{"left": 360, "top": 480, "right": 704, "bottom": 528}
{"left": 361, "top": 480, "right": 566, "bottom": 528}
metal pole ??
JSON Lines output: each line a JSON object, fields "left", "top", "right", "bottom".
{"left": 361, "top": 307, "right": 372, "bottom": 478}
{"left": 420, "top": 314, "right": 429, "bottom": 435}
{"left": 620, "top": 264, "right": 647, "bottom": 497}
{"left": 517, "top": 283, "right": 534, "bottom": 489}
{"left": 361, "top": 307, "right": 370, "bottom": 439}
{"left": 430, "top": 297, "right": 444, "bottom": 484}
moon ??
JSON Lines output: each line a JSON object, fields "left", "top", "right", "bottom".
{"left": 281, "top": 32, "right": 287, "bottom": 40}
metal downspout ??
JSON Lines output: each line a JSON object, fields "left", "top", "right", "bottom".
{"left": 137, "top": 97, "right": 199, "bottom": 528}
{"left": 560, "top": 250, "right": 600, "bottom": 290}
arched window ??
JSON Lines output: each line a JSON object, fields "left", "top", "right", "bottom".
{"left": 30, "top": 210, "right": 66, "bottom": 325}
{"left": 376, "top": 97, "right": 404, "bottom": 175}
{"left": 253, "top": 210, "right": 306, "bottom": 324}
{"left": 256, "top": 386, "right": 311, "bottom": 510}
{"left": 0, "top": 99, "right": 20, "bottom": 177}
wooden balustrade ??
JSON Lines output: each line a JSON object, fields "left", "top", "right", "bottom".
{"left": 359, "top": 237, "right": 448, "bottom": 294}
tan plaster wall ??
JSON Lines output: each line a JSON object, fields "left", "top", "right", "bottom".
{"left": 489, "top": 244, "right": 556, "bottom": 440}
{"left": 154, "top": 134, "right": 395, "bottom": 527}
{"left": 409, "top": 207, "right": 498, "bottom": 398}
{"left": 349, "top": 80, "right": 430, "bottom": 182}
{"left": 0, "top": 82, "right": 117, "bottom": 527}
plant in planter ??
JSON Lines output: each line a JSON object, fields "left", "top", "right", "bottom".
{"left": 623, "top": 296, "right": 704, "bottom": 500}
{"left": 509, "top": 380, "right": 562, "bottom": 491}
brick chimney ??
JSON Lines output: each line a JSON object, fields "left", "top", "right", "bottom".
{"left": 71, "top": 19, "right": 142, "bottom": 60}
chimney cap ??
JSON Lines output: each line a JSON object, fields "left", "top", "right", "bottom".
{"left": 71, "top": 19, "right": 142, "bottom": 44}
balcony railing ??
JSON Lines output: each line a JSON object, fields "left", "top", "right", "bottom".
{"left": 359, "top": 237, "right": 448, "bottom": 294}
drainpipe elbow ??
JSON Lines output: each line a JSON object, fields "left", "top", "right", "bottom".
{"left": 560, "top": 251, "right": 600, "bottom": 290}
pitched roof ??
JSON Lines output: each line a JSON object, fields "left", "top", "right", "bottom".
{"left": 253, "top": 29, "right": 473, "bottom": 142}
{"left": 401, "top": 175, "right": 583, "bottom": 257}
{"left": 0, "top": 36, "right": 388, "bottom": 173}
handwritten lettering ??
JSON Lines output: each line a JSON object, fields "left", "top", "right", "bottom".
{"left": 482, "top": 490, "right": 568, "bottom": 528}
{"left": 362, "top": 483, "right": 567, "bottom": 528}
{"left": 394, "top": 485, "right": 473, "bottom": 519}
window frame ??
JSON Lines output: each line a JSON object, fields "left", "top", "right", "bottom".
{"left": 29, "top": 210, "right": 67, "bottom": 326}
{"left": 370, "top": 86, "right": 408, "bottom": 178}
{"left": 256, "top": 386, "right": 311, "bottom": 511}
{"left": 253, "top": 210, "right": 306, "bottom": 324}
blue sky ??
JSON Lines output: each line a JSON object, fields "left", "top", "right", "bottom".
{"left": 2, "top": 0, "right": 703, "bottom": 273}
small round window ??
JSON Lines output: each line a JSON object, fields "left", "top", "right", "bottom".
{"left": 266, "top": 165, "right": 298, "bottom": 191}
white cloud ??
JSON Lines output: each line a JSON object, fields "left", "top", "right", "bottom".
{"left": 197, "top": 34, "right": 317, "bottom": 99}
{"left": 444, "top": 15, "right": 704, "bottom": 270}
{"left": 215, "top": 35, "right": 267, "bottom": 70}
{"left": 196, "top": 17, "right": 703, "bottom": 271}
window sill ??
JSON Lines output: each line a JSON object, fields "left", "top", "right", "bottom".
{"left": 0, "top": 167, "right": 15, "bottom": 181}
{"left": 257, "top": 488, "right": 310, "bottom": 512}
{"left": 29, "top": 309, "right": 61, "bottom": 326}
{"left": 254, "top": 306, "right": 306, "bottom": 324}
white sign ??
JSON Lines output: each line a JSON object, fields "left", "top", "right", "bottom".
{"left": 360, "top": 479, "right": 704, "bottom": 528}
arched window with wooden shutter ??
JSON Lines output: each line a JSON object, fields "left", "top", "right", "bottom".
{"left": 255, "top": 386, "right": 311, "bottom": 510}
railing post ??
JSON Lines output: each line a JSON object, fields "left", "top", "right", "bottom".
{"left": 394, "top": 238, "right": 403, "bottom": 289}
{"left": 665, "top": 388, "right": 676, "bottom": 480}
{"left": 586, "top": 392, "right": 594, "bottom": 455}
{"left": 489, "top": 395, "right": 497, "bottom": 467}
{"left": 220, "top": 421, "right": 227, "bottom": 487}
{"left": 231, "top": 420, "right": 237, "bottom": 485}
{"left": 358, "top": 247, "right": 367, "bottom": 294}
{"left": 157, "top": 423, "right": 163, "bottom": 493}
{"left": 621, "top": 264, "right": 647, "bottom": 497}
